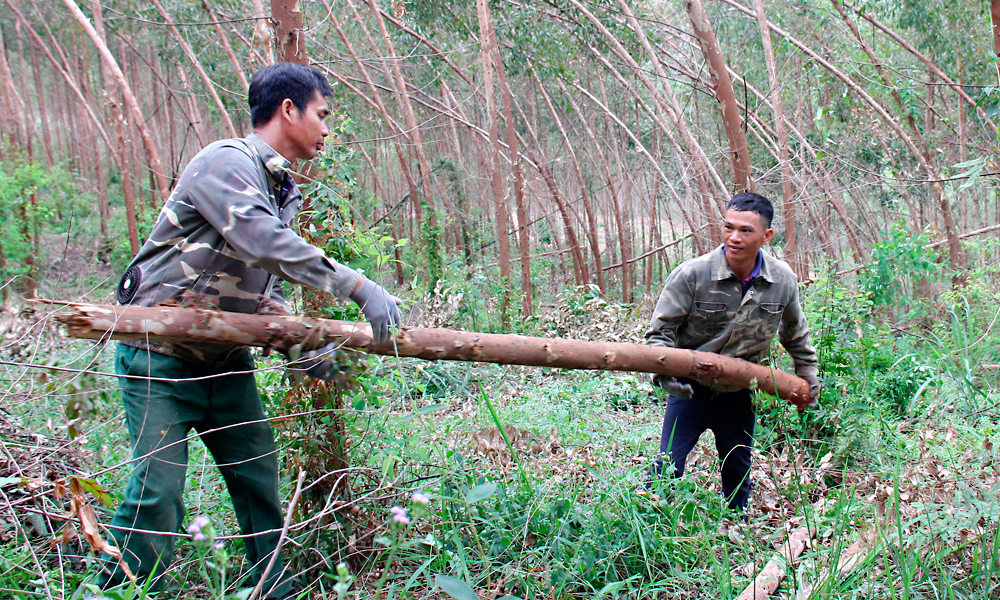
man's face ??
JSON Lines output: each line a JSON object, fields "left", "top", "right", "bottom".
{"left": 721, "top": 209, "right": 773, "bottom": 260}
{"left": 286, "top": 92, "right": 330, "bottom": 161}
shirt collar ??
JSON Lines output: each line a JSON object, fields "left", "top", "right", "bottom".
{"left": 246, "top": 133, "right": 292, "bottom": 179}
{"left": 712, "top": 245, "right": 774, "bottom": 283}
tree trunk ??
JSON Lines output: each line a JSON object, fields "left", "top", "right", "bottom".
{"left": 53, "top": 302, "right": 812, "bottom": 407}
{"left": 249, "top": 0, "right": 275, "bottom": 67}
{"left": 753, "top": 0, "right": 803, "bottom": 279}
{"left": 151, "top": 0, "right": 237, "bottom": 138}
{"left": 559, "top": 77, "right": 631, "bottom": 302}
{"left": 175, "top": 66, "right": 206, "bottom": 147}
{"left": 535, "top": 72, "right": 606, "bottom": 293}
{"left": 720, "top": 0, "right": 964, "bottom": 274}
{"left": 991, "top": 0, "right": 1000, "bottom": 85}
{"left": 28, "top": 38, "right": 54, "bottom": 168}
{"left": 852, "top": 5, "right": 993, "bottom": 127}
{"left": 62, "top": 0, "right": 170, "bottom": 202}
{"left": 0, "top": 24, "right": 36, "bottom": 297}
{"left": 321, "top": 5, "right": 423, "bottom": 236}
{"left": 958, "top": 56, "right": 966, "bottom": 165}
{"left": 0, "top": 25, "right": 28, "bottom": 152}
{"left": 685, "top": 0, "right": 754, "bottom": 194}
{"left": 483, "top": 3, "right": 532, "bottom": 317}
{"left": 441, "top": 82, "right": 476, "bottom": 271}
{"left": 272, "top": 0, "right": 307, "bottom": 64}
{"left": 355, "top": 139, "right": 405, "bottom": 285}
{"left": 362, "top": 0, "right": 436, "bottom": 234}
{"left": 510, "top": 104, "right": 587, "bottom": 287}
{"left": 87, "top": 1, "right": 137, "bottom": 256}
{"left": 204, "top": 1, "right": 250, "bottom": 93}
{"left": 595, "top": 0, "right": 725, "bottom": 218}
{"left": 478, "top": 0, "right": 512, "bottom": 325}
{"left": 830, "top": 0, "right": 963, "bottom": 280}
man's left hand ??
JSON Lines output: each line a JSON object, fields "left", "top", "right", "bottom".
{"left": 801, "top": 374, "right": 820, "bottom": 409}
{"left": 287, "top": 343, "right": 339, "bottom": 382}
{"left": 350, "top": 277, "right": 403, "bottom": 344}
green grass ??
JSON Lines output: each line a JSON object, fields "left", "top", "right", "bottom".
{"left": 4, "top": 287, "right": 1000, "bottom": 599}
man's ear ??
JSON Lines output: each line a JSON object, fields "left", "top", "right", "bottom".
{"left": 763, "top": 228, "right": 774, "bottom": 244}
{"left": 279, "top": 98, "right": 297, "bottom": 123}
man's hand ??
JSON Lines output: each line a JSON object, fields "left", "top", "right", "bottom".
{"left": 350, "top": 277, "right": 403, "bottom": 344}
{"left": 802, "top": 374, "right": 821, "bottom": 409}
{"left": 287, "top": 343, "right": 338, "bottom": 382}
{"left": 651, "top": 374, "right": 694, "bottom": 400}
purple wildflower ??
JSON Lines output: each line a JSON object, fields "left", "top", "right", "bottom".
{"left": 193, "top": 532, "right": 207, "bottom": 542}
{"left": 412, "top": 492, "right": 430, "bottom": 505}
{"left": 187, "top": 515, "right": 211, "bottom": 536}
{"left": 389, "top": 505, "right": 410, "bottom": 525}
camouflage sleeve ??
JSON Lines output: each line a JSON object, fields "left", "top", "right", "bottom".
{"left": 644, "top": 266, "right": 694, "bottom": 348}
{"left": 266, "top": 280, "right": 293, "bottom": 315}
{"left": 778, "top": 284, "right": 818, "bottom": 377}
{"left": 188, "top": 146, "right": 360, "bottom": 299}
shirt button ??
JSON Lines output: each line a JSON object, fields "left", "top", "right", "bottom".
{"left": 749, "top": 290, "right": 755, "bottom": 295}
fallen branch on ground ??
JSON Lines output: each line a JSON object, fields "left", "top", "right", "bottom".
{"left": 737, "top": 526, "right": 813, "bottom": 599}
{"left": 796, "top": 529, "right": 872, "bottom": 599}
{"left": 47, "top": 302, "right": 812, "bottom": 407}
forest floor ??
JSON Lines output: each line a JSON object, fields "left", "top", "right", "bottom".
{"left": 2, "top": 275, "right": 1000, "bottom": 600}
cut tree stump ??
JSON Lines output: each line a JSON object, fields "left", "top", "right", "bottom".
{"left": 49, "top": 302, "right": 812, "bottom": 407}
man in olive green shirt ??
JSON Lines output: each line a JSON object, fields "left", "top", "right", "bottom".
{"left": 645, "top": 193, "right": 819, "bottom": 510}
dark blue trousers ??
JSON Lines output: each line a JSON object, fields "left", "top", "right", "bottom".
{"left": 654, "top": 381, "right": 756, "bottom": 511}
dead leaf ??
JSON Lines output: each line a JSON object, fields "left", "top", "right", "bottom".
{"left": 52, "top": 521, "right": 79, "bottom": 547}
{"left": 74, "top": 496, "right": 135, "bottom": 582}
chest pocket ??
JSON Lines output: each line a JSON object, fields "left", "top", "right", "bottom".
{"left": 758, "top": 303, "right": 784, "bottom": 320}
{"left": 690, "top": 301, "right": 728, "bottom": 337}
{"left": 754, "top": 302, "right": 785, "bottom": 339}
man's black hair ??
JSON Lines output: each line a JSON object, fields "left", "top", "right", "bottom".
{"left": 726, "top": 192, "right": 774, "bottom": 228}
{"left": 249, "top": 63, "right": 333, "bottom": 127}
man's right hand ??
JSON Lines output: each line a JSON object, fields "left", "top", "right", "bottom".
{"left": 350, "top": 276, "right": 402, "bottom": 344}
{"left": 801, "top": 374, "right": 821, "bottom": 409}
{"left": 651, "top": 374, "right": 694, "bottom": 400}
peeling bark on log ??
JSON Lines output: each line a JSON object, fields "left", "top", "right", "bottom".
{"left": 51, "top": 303, "right": 812, "bottom": 407}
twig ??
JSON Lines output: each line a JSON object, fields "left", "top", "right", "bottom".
{"left": 248, "top": 470, "right": 307, "bottom": 600}
{"left": 601, "top": 232, "right": 695, "bottom": 271}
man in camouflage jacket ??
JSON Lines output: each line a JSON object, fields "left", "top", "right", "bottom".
{"left": 98, "top": 64, "right": 401, "bottom": 597}
{"left": 645, "top": 193, "right": 819, "bottom": 511}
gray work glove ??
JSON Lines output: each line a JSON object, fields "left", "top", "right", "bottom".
{"left": 349, "top": 276, "right": 402, "bottom": 344}
{"left": 651, "top": 374, "right": 694, "bottom": 400}
{"left": 288, "top": 343, "right": 338, "bottom": 382}
{"left": 801, "top": 374, "right": 821, "bottom": 409}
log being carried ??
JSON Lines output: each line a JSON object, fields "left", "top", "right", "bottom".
{"left": 52, "top": 302, "right": 812, "bottom": 408}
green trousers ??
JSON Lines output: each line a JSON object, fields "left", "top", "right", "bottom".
{"left": 99, "top": 344, "right": 292, "bottom": 598}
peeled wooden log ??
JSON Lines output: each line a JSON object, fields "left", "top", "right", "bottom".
{"left": 51, "top": 302, "right": 811, "bottom": 407}
{"left": 737, "top": 526, "right": 812, "bottom": 599}
{"left": 796, "top": 529, "right": 872, "bottom": 599}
